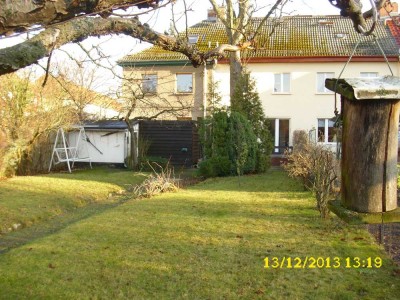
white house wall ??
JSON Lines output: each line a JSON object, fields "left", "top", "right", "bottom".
{"left": 213, "top": 61, "right": 399, "bottom": 146}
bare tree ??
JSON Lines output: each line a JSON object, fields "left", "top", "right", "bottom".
{"left": 0, "top": 0, "right": 390, "bottom": 77}
{"left": 207, "top": 0, "right": 289, "bottom": 98}
{"left": 284, "top": 131, "right": 338, "bottom": 218}
{"left": 43, "top": 60, "right": 117, "bottom": 121}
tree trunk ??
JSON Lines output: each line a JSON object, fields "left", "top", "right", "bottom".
{"left": 229, "top": 51, "right": 242, "bottom": 101}
{"left": 341, "top": 96, "right": 400, "bottom": 212}
{"left": 124, "top": 119, "right": 138, "bottom": 170}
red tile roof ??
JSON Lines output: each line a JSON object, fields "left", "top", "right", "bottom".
{"left": 386, "top": 18, "right": 400, "bottom": 46}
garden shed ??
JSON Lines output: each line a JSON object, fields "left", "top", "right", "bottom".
{"left": 68, "top": 120, "right": 136, "bottom": 166}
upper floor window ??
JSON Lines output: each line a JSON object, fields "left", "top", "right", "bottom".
{"left": 273, "top": 73, "right": 290, "bottom": 93}
{"left": 176, "top": 73, "right": 193, "bottom": 93}
{"left": 318, "top": 118, "right": 337, "bottom": 143}
{"left": 317, "top": 72, "right": 334, "bottom": 93}
{"left": 142, "top": 74, "right": 157, "bottom": 93}
{"left": 360, "top": 72, "right": 378, "bottom": 78}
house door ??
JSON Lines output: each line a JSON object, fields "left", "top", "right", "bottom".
{"left": 269, "top": 119, "right": 290, "bottom": 154}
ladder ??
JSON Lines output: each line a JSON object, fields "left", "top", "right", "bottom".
{"left": 48, "top": 127, "right": 92, "bottom": 173}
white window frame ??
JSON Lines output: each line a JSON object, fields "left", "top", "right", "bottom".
{"left": 188, "top": 35, "right": 199, "bottom": 44}
{"left": 316, "top": 72, "right": 335, "bottom": 94}
{"left": 176, "top": 73, "right": 193, "bottom": 94}
{"left": 317, "top": 118, "right": 337, "bottom": 144}
{"left": 273, "top": 73, "right": 291, "bottom": 94}
{"left": 142, "top": 74, "right": 157, "bottom": 94}
{"left": 360, "top": 72, "right": 378, "bottom": 78}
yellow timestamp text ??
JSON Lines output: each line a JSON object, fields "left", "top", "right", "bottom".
{"left": 264, "top": 256, "right": 383, "bottom": 269}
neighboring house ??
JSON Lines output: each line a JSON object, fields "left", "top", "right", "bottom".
{"left": 118, "top": 9, "right": 400, "bottom": 157}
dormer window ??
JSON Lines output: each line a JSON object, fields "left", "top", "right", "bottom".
{"left": 335, "top": 33, "right": 347, "bottom": 39}
{"left": 188, "top": 35, "right": 199, "bottom": 44}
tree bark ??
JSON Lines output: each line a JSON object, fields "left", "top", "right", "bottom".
{"left": 0, "top": 17, "right": 205, "bottom": 76}
{"left": 341, "top": 96, "right": 400, "bottom": 212}
{"left": 329, "top": 0, "right": 388, "bottom": 33}
{"left": 0, "top": 0, "right": 159, "bottom": 36}
{"left": 229, "top": 51, "right": 243, "bottom": 102}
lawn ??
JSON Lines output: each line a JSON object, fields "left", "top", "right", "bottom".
{"left": 0, "top": 170, "right": 399, "bottom": 299}
{"left": 0, "top": 167, "right": 147, "bottom": 234}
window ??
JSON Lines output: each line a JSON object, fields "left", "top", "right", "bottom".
{"left": 273, "top": 73, "right": 290, "bottom": 93}
{"left": 176, "top": 73, "right": 193, "bottom": 93}
{"left": 360, "top": 72, "right": 378, "bottom": 78}
{"left": 335, "top": 33, "right": 347, "bottom": 39}
{"left": 188, "top": 35, "right": 199, "bottom": 44}
{"left": 317, "top": 72, "right": 335, "bottom": 93}
{"left": 268, "top": 119, "right": 290, "bottom": 154}
{"left": 142, "top": 74, "right": 157, "bottom": 93}
{"left": 318, "top": 118, "right": 337, "bottom": 143}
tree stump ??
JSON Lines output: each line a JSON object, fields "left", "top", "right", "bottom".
{"left": 326, "top": 76, "right": 400, "bottom": 213}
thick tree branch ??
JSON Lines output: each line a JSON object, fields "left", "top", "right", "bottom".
{"left": 328, "top": 0, "right": 388, "bottom": 33}
{"left": 0, "top": 16, "right": 208, "bottom": 76}
{"left": 202, "top": 42, "right": 253, "bottom": 60}
{"left": 0, "top": 0, "right": 160, "bottom": 36}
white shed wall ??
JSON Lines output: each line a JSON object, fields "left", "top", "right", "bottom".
{"left": 69, "top": 130, "right": 129, "bottom": 164}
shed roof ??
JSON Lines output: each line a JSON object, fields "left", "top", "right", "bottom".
{"left": 83, "top": 120, "right": 128, "bottom": 130}
{"left": 119, "top": 15, "right": 400, "bottom": 65}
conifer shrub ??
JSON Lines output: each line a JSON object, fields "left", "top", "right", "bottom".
{"left": 199, "top": 110, "right": 257, "bottom": 178}
{"left": 139, "top": 156, "right": 169, "bottom": 172}
{"left": 231, "top": 71, "right": 273, "bottom": 173}
{"left": 198, "top": 155, "right": 232, "bottom": 178}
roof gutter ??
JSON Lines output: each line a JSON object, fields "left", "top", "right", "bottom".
{"left": 118, "top": 60, "right": 193, "bottom": 67}
{"left": 217, "top": 56, "right": 400, "bottom": 63}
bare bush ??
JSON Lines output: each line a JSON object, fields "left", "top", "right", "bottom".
{"left": 284, "top": 132, "right": 338, "bottom": 218}
{"left": 133, "top": 163, "right": 178, "bottom": 198}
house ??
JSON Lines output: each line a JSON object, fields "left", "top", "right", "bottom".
{"left": 118, "top": 10, "right": 400, "bottom": 159}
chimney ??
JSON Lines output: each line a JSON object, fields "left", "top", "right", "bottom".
{"left": 380, "top": 1, "right": 398, "bottom": 17}
{"left": 207, "top": 6, "right": 226, "bottom": 22}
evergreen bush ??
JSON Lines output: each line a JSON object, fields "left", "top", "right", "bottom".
{"left": 199, "top": 111, "right": 257, "bottom": 178}
{"left": 231, "top": 70, "right": 273, "bottom": 173}
{"left": 139, "top": 156, "right": 169, "bottom": 172}
{"left": 198, "top": 155, "right": 232, "bottom": 178}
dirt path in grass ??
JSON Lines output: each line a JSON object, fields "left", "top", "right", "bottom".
{"left": 0, "top": 174, "right": 201, "bottom": 255}
{"left": 366, "top": 197, "right": 400, "bottom": 266}
{"left": 367, "top": 223, "right": 400, "bottom": 266}
{"left": 0, "top": 200, "right": 124, "bottom": 255}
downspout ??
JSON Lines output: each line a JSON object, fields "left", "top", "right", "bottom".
{"left": 203, "top": 62, "right": 208, "bottom": 118}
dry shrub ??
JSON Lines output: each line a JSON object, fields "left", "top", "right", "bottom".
{"left": 133, "top": 163, "right": 178, "bottom": 198}
{"left": 284, "top": 131, "right": 338, "bottom": 218}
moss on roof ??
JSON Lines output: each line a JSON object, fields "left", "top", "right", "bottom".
{"left": 119, "top": 15, "right": 399, "bottom": 64}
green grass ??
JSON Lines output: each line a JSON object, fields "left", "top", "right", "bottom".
{"left": 0, "top": 167, "right": 147, "bottom": 234}
{"left": 0, "top": 170, "right": 398, "bottom": 299}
